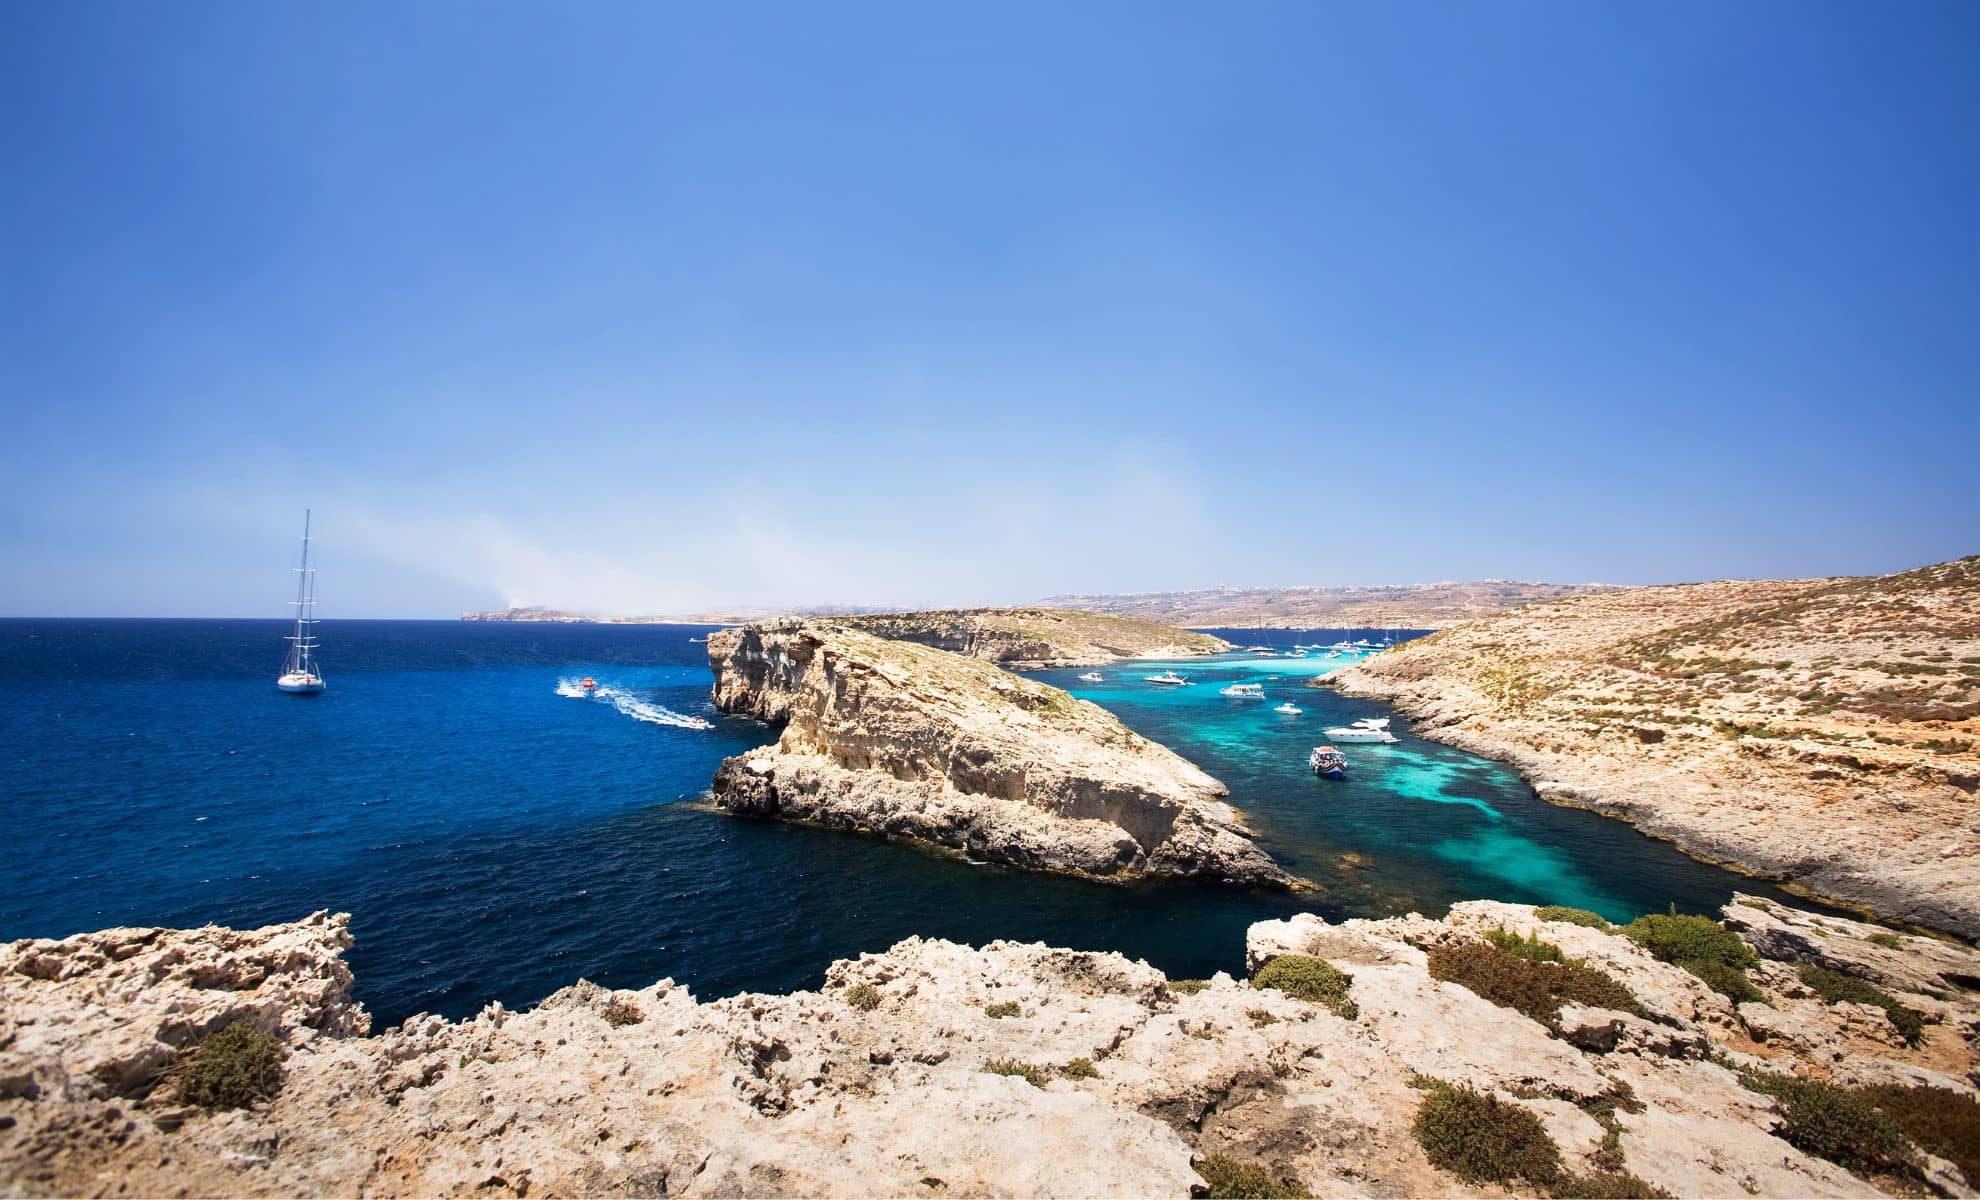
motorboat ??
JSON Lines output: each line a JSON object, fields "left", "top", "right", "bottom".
{"left": 1219, "top": 683, "right": 1265, "bottom": 699}
{"left": 276, "top": 510, "right": 326, "bottom": 695}
{"left": 1323, "top": 717, "right": 1399, "bottom": 744}
{"left": 1309, "top": 746, "right": 1348, "bottom": 778}
{"left": 1077, "top": 672, "right": 1104, "bottom": 683}
{"left": 1144, "top": 671, "right": 1190, "bottom": 686}
{"left": 579, "top": 676, "right": 599, "bottom": 693}
{"left": 1274, "top": 702, "right": 1302, "bottom": 715}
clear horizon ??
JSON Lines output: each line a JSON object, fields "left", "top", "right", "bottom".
{"left": 4, "top": 3, "right": 1976, "bottom": 618}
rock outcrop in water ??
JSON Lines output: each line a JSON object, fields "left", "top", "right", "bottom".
{"left": 1328, "top": 557, "right": 1980, "bottom": 938}
{"left": 706, "top": 620, "right": 1289, "bottom": 886}
{"left": 6, "top": 900, "right": 1977, "bottom": 1197}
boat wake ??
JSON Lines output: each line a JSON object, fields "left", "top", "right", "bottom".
{"left": 557, "top": 678, "right": 713, "bottom": 730}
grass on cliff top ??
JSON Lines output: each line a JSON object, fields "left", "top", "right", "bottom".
{"left": 1736, "top": 1069, "right": 1914, "bottom": 1176}
{"left": 1413, "top": 1078, "right": 1670, "bottom": 1199}
{"left": 173, "top": 1022, "right": 287, "bottom": 1110}
{"left": 1196, "top": 1154, "right": 1311, "bottom": 1199}
{"left": 1796, "top": 963, "right": 1924, "bottom": 1046}
{"left": 1536, "top": 905, "right": 1614, "bottom": 931}
{"left": 1428, "top": 937, "right": 1648, "bottom": 1028}
{"left": 1857, "top": 1084, "right": 1980, "bottom": 1185}
{"left": 1250, "top": 955, "right": 1357, "bottom": 1019}
{"left": 1623, "top": 910, "right": 1763, "bottom": 1004}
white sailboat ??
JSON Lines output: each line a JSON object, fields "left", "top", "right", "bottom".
{"left": 277, "top": 510, "right": 326, "bottom": 694}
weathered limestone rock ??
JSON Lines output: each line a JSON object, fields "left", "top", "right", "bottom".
{"left": 837, "top": 607, "right": 1233, "bottom": 667}
{"left": 1328, "top": 557, "right": 1980, "bottom": 937}
{"left": 706, "top": 620, "right": 1291, "bottom": 886}
{"left": 5, "top": 898, "right": 1976, "bottom": 1198}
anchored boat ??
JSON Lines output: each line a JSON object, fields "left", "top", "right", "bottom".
{"left": 276, "top": 511, "right": 326, "bottom": 695}
{"left": 1309, "top": 746, "right": 1348, "bottom": 778}
{"left": 1077, "top": 672, "right": 1104, "bottom": 683}
{"left": 1144, "top": 671, "right": 1190, "bottom": 686}
{"left": 1219, "top": 683, "right": 1265, "bottom": 699}
{"left": 1323, "top": 717, "right": 1399, "bottom": 744}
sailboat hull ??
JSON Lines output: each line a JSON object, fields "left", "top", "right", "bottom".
{"left": 277, "top": 673, "right": 326, "bottom": 694}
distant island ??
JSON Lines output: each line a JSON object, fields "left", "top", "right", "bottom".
{"left": 464, "top": 581, "right": 1611, "bottom": 630}
{"left": 1037, "top": 579, "right": 1616, "bottom": 630}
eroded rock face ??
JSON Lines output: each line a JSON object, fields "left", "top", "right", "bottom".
{"left": 837, "top": 607, "right": 1233, "bottom": 667}
{"left": 1328, "top": 558, "right": 1980, "bottom": 938}
{"left": 8, "top": 900, "right": 1974, "bottom": 1198}
{"left": 706, "top": 621, "right": 1291, "bottom": 886}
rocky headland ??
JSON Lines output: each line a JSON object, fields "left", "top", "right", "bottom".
{"left": 705, "top": 620, "right": 1287, "bottom": 886}
{"left": 1327, "top": 557, "right": 1980, "bottom": 938}
{"left": 6, "top": 897, "right": 1978, "bottom": 1197}
{"left": 838, "top": 607, "right": 1233, "bottom": 667}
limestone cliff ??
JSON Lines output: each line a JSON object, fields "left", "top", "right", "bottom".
{"left": 706, "top": 620, "right": 1289, "bottom": 886}
{"left": 837, "top": 607, "right": 1233, "bottom": 667}
{"left": 1328, "top": 557, "right": 1980, "bottom": 938}
{"left": 6, "top": 900, "right": 1977, "bottom": 1197}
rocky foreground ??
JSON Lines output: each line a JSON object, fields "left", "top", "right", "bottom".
{"left": 5, "top": 899, "right": 1978, "bottom": 1197}
{"left": 706, "top": 620, "right": 1288, "bottom": 886}
{"left": 1330, "top": 557, "right": 1980, "bottom": 938}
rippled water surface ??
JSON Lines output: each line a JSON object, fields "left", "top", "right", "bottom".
{"left": 0, "top": 620, "right": 1814, "bottom": 1025}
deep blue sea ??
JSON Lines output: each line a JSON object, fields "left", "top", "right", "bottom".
{"left": 0, "top": 620, "right": 1816, "bottom": 1026}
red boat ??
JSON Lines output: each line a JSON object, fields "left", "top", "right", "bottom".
{"left": 579, "top": 677, "right": 598, "bottom": 693}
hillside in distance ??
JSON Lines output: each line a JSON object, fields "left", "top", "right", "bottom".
{"left": 1038, "top": 580, "right": 1613, "bottom": 630}
{"left": 1332, "top": 556, "right": 1980, "bottom": 935}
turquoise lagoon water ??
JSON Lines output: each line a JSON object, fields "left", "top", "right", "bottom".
{"left": 0, "top": 620, "right": 1817, "bottom": 1026}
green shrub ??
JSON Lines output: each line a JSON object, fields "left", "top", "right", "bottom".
{"left": 1060, "top": 1057, "right": 1098, "bottom": 1080}
{"left": 1552, "top": 1170, "right": 1672, "bottom": 1198}
{"left": 1536, "top": 905, "right": 1613, "bottom": 930}
{"left": 599, "top": 997, "right": 644, "bottom": 1027}
{"left": 1196, "top": 1154, "right": 1311, "bottom": 1199}
{"left": 1858, "top": 1084, "right": 1980, "bottom": 1185}
{"left": 1737, "top": 1070, "right": 1913, "bottom": 1174}
{"left": 1865, "top": 931, "right": 1905, "bottom": 949}
{"left": 1168, "top": 978, "right": 1211, "bottom": 995}
{"left": 1428, "top": 940, "right": 1648, "bottom": 1027}
{"left": 1625, "top": 911, "right": 1762, "bottom": 1003}
{"left": 1413, "top": 1080, "right": 1562, "bottom": 1186}
{"left": 1796, "top": 964, "right": 1924, "bottom": 1046}
{"left": 983, "top": 1058, "right": 1051, "bottom": 1087}
{"left": 1251, "top": 955, "right": 1357, "bottom": 1019}
{"left": 983, "top": 1000, "right": 1022, "bottom": 1019}
{"left": 1486, "top": 928, "right": 1568, "bottom": 963}
{"left": 173, "top": 1023, "right": 286, "bottom": 1110}
{"left": 843, "top": 983, "right": 882, "bottom": 1011}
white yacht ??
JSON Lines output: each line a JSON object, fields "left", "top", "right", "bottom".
{"left": 1274, "top": 702, "right": 1302, "bottom": 715}
{"left": 1219, "top": 682, "right": 1265, "bottom": 699}
{"left": 1144, "top": 671, "right": 1190, "bottom": 686}
{"left": 1323, "top": 717, "right": 1398, "bottom": 744}
{"left": 1077, "top": 671, "right": 1104, "bottom": 683}
{"left": 276, "top": 510, "right": 326, "bottom": 694}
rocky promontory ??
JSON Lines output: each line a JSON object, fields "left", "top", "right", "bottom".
{"left": 6, "top": 898, "right": 1977, "bottom": 1197}
{"left": 1329, "top": 557, "right": 1980, "bottom": 938}
{"left": 839, "top": 606, "right": 1233, "bottom": 667}
{"left": 706, "top": 620, "right": 1289, "bottom": 886}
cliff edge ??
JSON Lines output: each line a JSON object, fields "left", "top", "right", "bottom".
{"left": 1329, "top": 557, "right": 1980, "bottom": 937}
{"left": 6, "top": 901, "right": 1977, "bottom": 1196}
{"left": 705, "top": 620, "right": 1289, "bottom": 886}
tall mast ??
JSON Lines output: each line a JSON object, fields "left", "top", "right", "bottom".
{"left": 290, "top": 509, "right": 315, "bottom": 673}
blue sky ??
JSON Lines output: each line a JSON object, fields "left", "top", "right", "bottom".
{"left": 3, "top": 2, "right": 1974, "bottom": 617}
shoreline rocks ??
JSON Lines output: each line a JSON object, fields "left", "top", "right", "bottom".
{"left": 6, "top": 899, "right": 1976, "bottom": 1197}
{"left": 706, "top": 621, "right": 1290, "bottom": 886}
{"left": 1328, "top": 558, "right": 1980, "bottom": 938}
